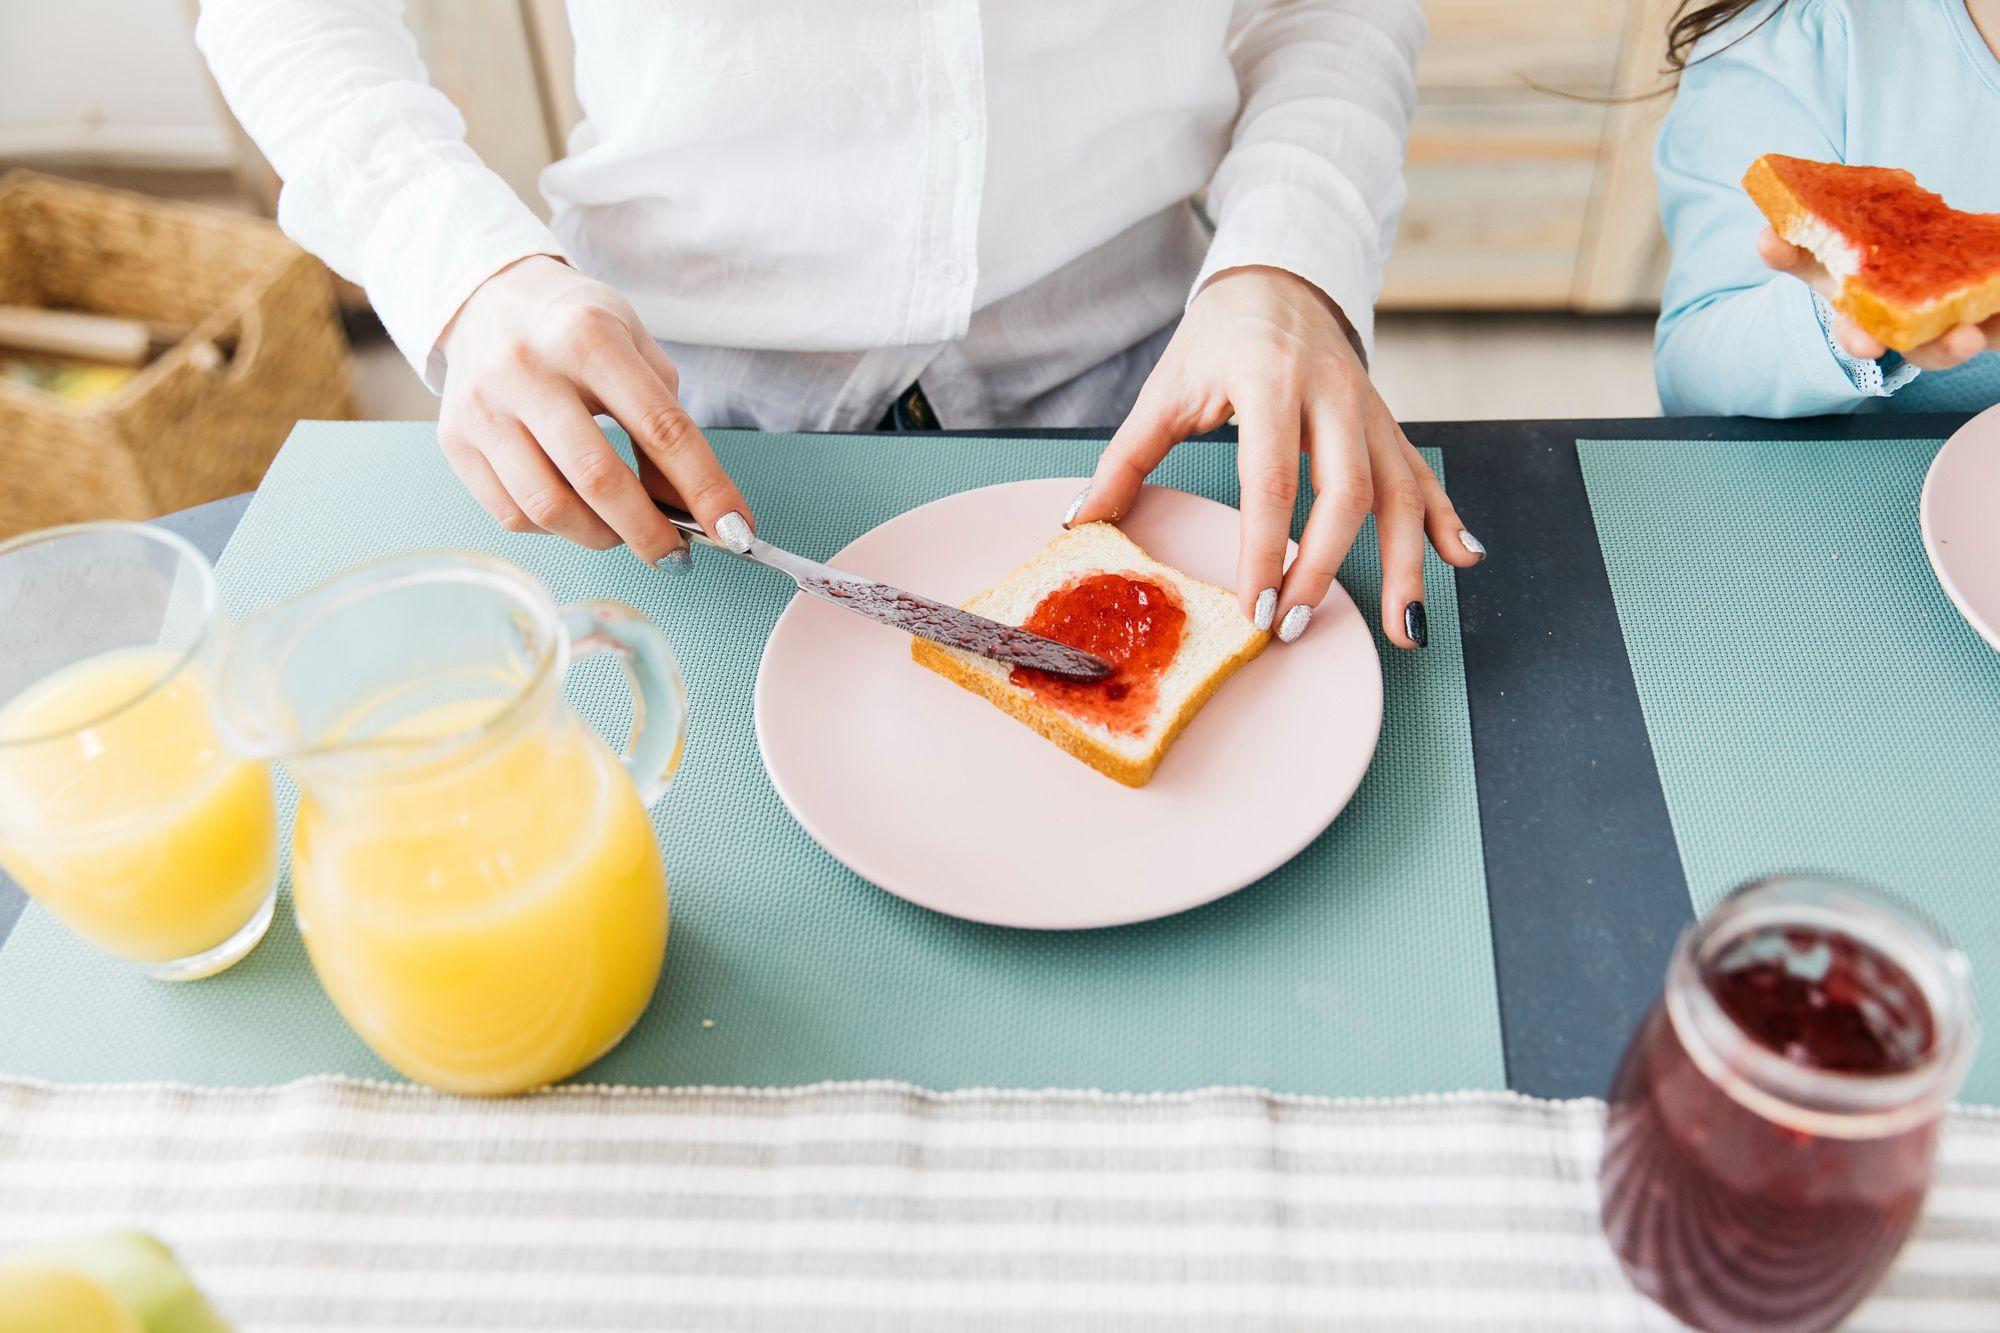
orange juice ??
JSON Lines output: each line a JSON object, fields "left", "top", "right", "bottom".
{"left": 290, "top": 699, "right": 668, "bottom": 1095}
{"left": 0, "top": 647, "right": 276, "bottom": 967}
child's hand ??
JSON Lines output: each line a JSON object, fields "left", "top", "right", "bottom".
{"left": 435, "top": 255, "right": 752, "bottom": 566}
{"left": 1758, "top": 227, "right": 2000, "bottom": 371}
{"left": 1067, "top": 266, "right": 1484, "bottom": 650}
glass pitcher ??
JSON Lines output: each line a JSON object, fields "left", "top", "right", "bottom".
{"left": 217, "top": 552, "right": 687, "bottom": 1096}
{"left": 0, "top": 522, "right": 278, "bottom": 980}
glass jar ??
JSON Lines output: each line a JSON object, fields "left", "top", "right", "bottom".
{"left": 1600, "top": 875, "right": 1977, "bottom": 1332}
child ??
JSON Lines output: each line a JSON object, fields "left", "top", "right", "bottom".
{"left": 1654, "top": 0, "right": 2000, "bottom": 416}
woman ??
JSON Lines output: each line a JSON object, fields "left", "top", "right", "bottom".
{"left": 198, "top": 0, "right": 1481, "bottom": 649}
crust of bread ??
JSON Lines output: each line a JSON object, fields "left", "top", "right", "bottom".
{"left": 1743, "top": 154, "right": 2000, "bottom": 351}
{"left": 912, "top": 630, "right": 1265, "bottom": 787}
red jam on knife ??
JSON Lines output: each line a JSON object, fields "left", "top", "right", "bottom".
{"left": 1010, "top": 572, "right": 1185, "bottom": 734}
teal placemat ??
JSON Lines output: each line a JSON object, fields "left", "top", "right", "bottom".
{"left": 0, "top": 423, "right": 1501, "bottom": 1096}
{"left": 1579, "top": 437, "right": 2000, "bottom": 1106}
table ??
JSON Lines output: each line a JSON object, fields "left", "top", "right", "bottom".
{"left": 5, "top": 414, "right": 1998, "bottom": 1332}
{"left": 0, "top": 412, "right": 1981, "bottom": 1101}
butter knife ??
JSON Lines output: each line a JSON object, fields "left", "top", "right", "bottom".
{"left": 654, "top": 503, "right": 1113, "bottom": 681}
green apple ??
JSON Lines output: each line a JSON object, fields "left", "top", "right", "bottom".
{"left": 0, "top": 1264, "right": 142, "bottom": 1333}
{"left": 0, "top": 1234, "right": 228, "bottom": 1332}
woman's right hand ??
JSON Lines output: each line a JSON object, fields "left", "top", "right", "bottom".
{"left": 434, "top": 255, "right": 751, "bottom": 567}
{"left": 1758, "top": 227, "right": 2000, "bottom": 371}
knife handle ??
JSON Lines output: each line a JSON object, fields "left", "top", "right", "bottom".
{"left": 654, "top": 501, "right": 719, "bottom": 547}
{"left": 653, "top": 499, "right": 799, "bottom": 575}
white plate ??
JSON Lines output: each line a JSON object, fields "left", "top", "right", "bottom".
{"left": 753, "top": 479, "right": 1384, "bottom": 929}
{"left": 1920, "top": 406, "right": 2000, "bottom": 653}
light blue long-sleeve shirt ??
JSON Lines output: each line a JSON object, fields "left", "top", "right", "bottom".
{"left": 1654, "top": 0, "right": 2000, "bottom": 416}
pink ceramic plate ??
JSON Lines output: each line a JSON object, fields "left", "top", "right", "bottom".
{"left": 1920, "top": 406, "right": 2000, "bottom": 654}
{"left": 753, "top": 479, "right": 1384, "bottom": 929}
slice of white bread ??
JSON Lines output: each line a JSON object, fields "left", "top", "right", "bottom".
{"left": 1743, "top": 153, "right": 2000, "bottom": 351}
{"left": 911, "top": 523, "right": 1269, "bottom": 787}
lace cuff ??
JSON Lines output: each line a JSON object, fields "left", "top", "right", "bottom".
{"left": 1812, "top": 290, "right": 1920, "bottom": 397}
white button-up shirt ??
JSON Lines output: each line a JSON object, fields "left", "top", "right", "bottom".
{"left": 198, "top": 1, "right": 1423, "bottom": 430}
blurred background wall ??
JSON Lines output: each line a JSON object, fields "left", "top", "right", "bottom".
{"left": 0, "top": 1, "right": 235, "bottom": 172}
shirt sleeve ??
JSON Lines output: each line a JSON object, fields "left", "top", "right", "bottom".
{"left": 1652, "top": 0, "right": 1916, "bottom": 417}
{"left": 195, "top": 0, "right": 564, "bottom": 390}
{"left": 1196, "top": 0, "right": 1426, "bottom": 359}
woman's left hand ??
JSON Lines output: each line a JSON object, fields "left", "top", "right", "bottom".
{"left": 1066, "top": 265, "right": 1483, "bottom": 649}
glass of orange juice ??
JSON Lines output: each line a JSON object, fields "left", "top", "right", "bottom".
{"left": 215, "top": 553, "right": 686, "bottom": 1096}
{"left": 0, "top": 522, "right": 278, "bottom": 980}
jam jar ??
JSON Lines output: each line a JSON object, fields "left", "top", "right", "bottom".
{"left": 1600, "top": 876, "right": 1977, "bottom": 1332}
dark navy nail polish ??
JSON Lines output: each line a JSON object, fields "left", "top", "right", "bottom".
{"left": 1404, "top": 600, "right": 1427, "bottom": 648}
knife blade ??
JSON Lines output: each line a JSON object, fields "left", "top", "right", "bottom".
{"left": 653, "top": 503, "right": 1114, "bottom": 681}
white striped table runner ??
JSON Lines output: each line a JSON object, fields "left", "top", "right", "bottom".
{"left": 1, "top": 1079, "right": 1994, "bottom": 1331}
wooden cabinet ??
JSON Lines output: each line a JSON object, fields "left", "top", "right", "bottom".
{"left": 1383, "top": 0, "right": 1676, "bottom": 312}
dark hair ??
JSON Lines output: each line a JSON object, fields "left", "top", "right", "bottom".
{"left": 1667, "top": 1, "right": 1782, "bottom": 74}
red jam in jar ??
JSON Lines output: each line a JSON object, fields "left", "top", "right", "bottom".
{"left": 1600, "top": 877, "right": 1977, "bottom": 1333}
{"left": 1010, "top": 572, "right": 1185, "bottom": 734}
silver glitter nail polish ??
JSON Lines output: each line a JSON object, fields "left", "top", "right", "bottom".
{"left": 1459, "top": 528, "right": 1487, "bottom": 558}
{"left": 1061, "top": 485, "right": 1092, "bottom": 528}
{"left": 656, "top": 544, "right": 693, "bottom": 575}
{"left": 1278, "top": 604, "right": 1311, "bottom": 644}
{"left": 1253, "top": 587, "right": 1278, "bottom": 632}
{"left": 715, "top": 511, "right": 753, "bottom": 554}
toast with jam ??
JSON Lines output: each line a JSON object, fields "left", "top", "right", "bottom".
{"left": 911, "top": 522, "right": 1269, "bottom": 787}
{"left": 1744, "top": 153, "right": 2000, "bottom": 351}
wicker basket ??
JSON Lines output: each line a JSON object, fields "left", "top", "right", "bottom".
{"left": 0, "top": 171, "right": 356, "bottom": 538}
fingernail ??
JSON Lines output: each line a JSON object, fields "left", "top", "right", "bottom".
{"left": 1253, "top": 587, "right": 1278, "bottom": 632}
{"left": 655, "top": 542, "right": 693, "bottom": 575}
{"left": 1061, "top": 485, "right": 1092, "bottom": 529}
{"left": 1277, "top": 604, "right": 1311, "bottom": 644}
{"left": 1459, "top": 528, "right": 1487, "bottom": 560}
{"left": 1404, "top": 600, "right": 1428, "bottom": 648}
{"left": 716, "top": 511, "right": 753, "bottom": 554}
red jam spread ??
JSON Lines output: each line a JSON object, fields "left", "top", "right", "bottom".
{"left": 1601, "top": 926, "right": 1941, "bottom": 1332}
{"left": 1768, "top": 155, "right": 2000, "bottom": 304}
{"left": 1009, "top": 572, "right": 1185, "bottom": 734}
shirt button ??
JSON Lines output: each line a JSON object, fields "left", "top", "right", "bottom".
{"left": 940, "top": 260, "right": 966, "bottom": 285}
{"left": 948, "top": 113, "right": 971, "bottom": 140}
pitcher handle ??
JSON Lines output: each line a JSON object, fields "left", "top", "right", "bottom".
{"left": 559, "top": 601, "right": 688, "bottom": 807}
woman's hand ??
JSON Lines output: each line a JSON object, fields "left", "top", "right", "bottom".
{"left": 434, "top": 255, "right": 752, "bottom": 568}
{"left": 1066, "top": 265, "right": 1483, "bottom": 649}
{"left": 1758, "top": 227, "right": 2000, "bottom": 371}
